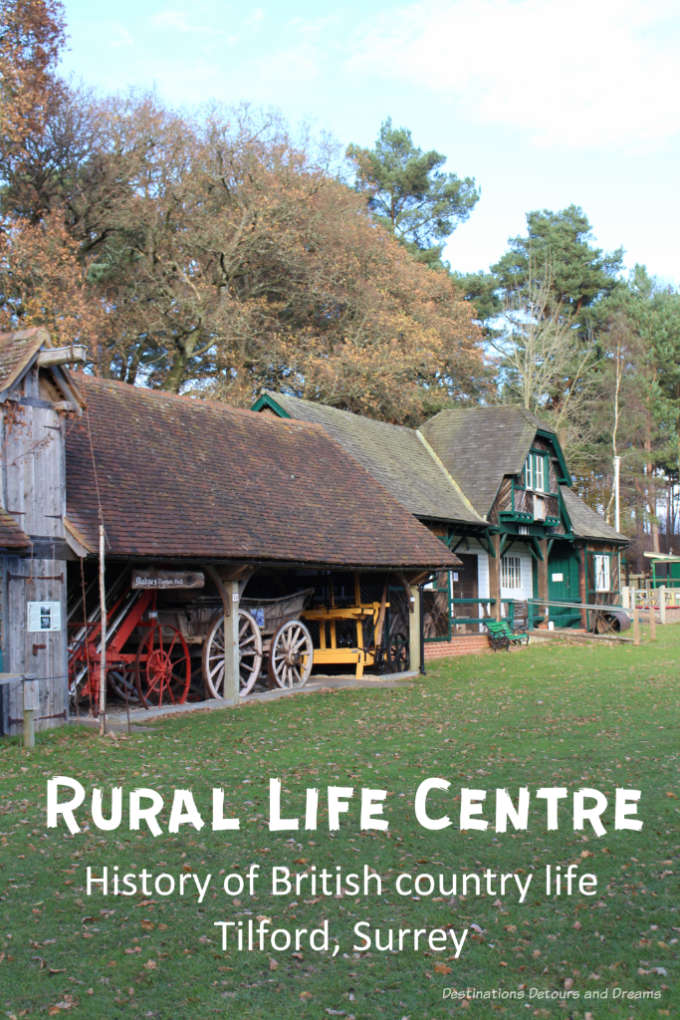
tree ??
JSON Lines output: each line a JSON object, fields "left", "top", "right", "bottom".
{"left": 346, "top": 118, "right": 479, "bottom": 269}
{"left": 0, "top": 0, "right": 66, "bottom": 189}
{"left": 0, "top": 208, "right": 108, "bottom": 350}
{"left": 490, "top": 267, "right": 598, "bottom": 440}
{"left": 577, "top": 268, "right": 680, "bottom": 555}
{"left": 0, "top": 91, "right": 486, "bottom": 421}
{"left": 489, "top": 206, "right": 623, "bottom": 337}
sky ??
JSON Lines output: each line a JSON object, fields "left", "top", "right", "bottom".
{"left": 59, "top": 0, "right": 680, "bottom": 286}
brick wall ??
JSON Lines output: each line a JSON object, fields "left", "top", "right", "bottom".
{"left": 424, "top": 634, "right": 491, "bottom": 660}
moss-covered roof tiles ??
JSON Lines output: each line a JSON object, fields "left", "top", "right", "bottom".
{"left": 259, "top": 392, "right": 484, "bottom": 527}
{"left": 560, "top": 486, "right": 627, "bottom": 543}
{"left": 420, "top": 405, "right": 554, "bottom": 518}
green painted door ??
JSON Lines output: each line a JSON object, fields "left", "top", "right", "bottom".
{"left": 548, "top": 546, "right": 581, "bottom": 627}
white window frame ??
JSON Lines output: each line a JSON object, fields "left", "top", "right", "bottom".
{"left": 524, "top": 452, "right": 548, "bottom": 494}
{"left": 501, "top": 555, "right": 522, "bottom": 590}
{"left": 533, "top": 454, "right": 546, "bottom": 493}
{"left": 593, "top": 554, "right": 611, "bottom": 592}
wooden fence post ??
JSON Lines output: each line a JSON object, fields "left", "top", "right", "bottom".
{"left": 408, "top": 585, "right": 421, "bottom": 675}
{"left": 632, "top": 596, "right": 640, "bottom": 646}
{"left": 659, "top": 586, "right": 667, "bottom": 624}
{"left": 23, "top": 675, "right": 38, "bottom": 748}
{"left": 649, "top": 591, "right": 656, "bottom": 640}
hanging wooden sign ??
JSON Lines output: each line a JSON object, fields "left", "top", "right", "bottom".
{"left": 132, "top": 570, "right": 205, "bottom": 590}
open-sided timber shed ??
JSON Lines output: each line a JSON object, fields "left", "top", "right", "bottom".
{"left": 0, "top": 326, "right": 459, "bottom": 734}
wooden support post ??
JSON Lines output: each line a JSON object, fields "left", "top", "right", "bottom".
{"left": 632, "top": 597, "right": 640, "bottom": 646}
{"left": 222, "top": 579, "right": 240, "bottom": 705}
{"left": 621, "top": 585, "right": 630, "bottom": 610}
{"left": 537, "top": 539, "right": 548, "bottom": 625}
{"left": 659, "top": 585, "right": 667, "bottom": 624}
{"left": 408, "top": 585, "right": 421, "bottom": 674}
{"left": 489, "top": 534, "right": 501, "bottom": 621}
{"left": 98, "top": 523, "right": 107, "bottom": 736}
{"left": 578, "top": 548, "right": 588, "bottom": 629}
{"left": 23, "top": 675, "right": 38, "bottom": 749}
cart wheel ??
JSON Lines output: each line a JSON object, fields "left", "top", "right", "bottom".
{"left": 136, "top": 623, "right": 191, "bottom": 709}
{"left": 387, "top": 632, "right": 409, "bottom": 673}
{"left": 594, "top": 612, "right": 619, "bottom": 634}
{"left": 203, "top": 610, "right": 263, "bottom": 698}
{"left": 268, "top": 619, "right": 313, "bottom": 689}
{"left": 108, "top": 666, "right": 140, "bottom": 704}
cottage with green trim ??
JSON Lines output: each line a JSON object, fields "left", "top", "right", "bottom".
{"left": 254, "top": 393, "right": 628, "bottom": 657}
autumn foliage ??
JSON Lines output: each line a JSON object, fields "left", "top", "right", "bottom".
{"left": 0, "top": 8, "right": 485, "bottom": 424}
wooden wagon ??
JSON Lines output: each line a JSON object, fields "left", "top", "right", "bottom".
{"left": 68, "top": 579, "right": 316, "bottom": 711}
{"left": 198, "top": 588, "right": 315, "bottom": 698}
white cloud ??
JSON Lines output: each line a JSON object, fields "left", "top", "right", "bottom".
{"left": 150, "top": 9, "right": 211, "bottom": 34}
{"left": 248, "top": 14, "right": 344, "bottom": 91}
{"left": 347, "top": 0, "right": 680, "bottom": 151}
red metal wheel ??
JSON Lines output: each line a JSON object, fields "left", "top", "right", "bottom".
{"left": 135, "top": 623, "right": 191, "bottom": 709}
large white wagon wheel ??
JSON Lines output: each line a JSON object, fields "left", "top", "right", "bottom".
{"left": 268, "top": 619, "right": 313, "bottom": 689}
{"left": 203, "top": 609, "right": 263, "bottom": 698}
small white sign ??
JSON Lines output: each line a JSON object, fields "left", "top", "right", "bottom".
{"left": 27, "top": 601, "right": 62, "bottom": 633}
{"left": 551, "top": 572, "right": 564, "bottom": 582}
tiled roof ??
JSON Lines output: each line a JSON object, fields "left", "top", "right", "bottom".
{"left": 65, "top": 376, "right": 459, "bottom": 570}
{"left": 0, "top": 327, "right": 48, "bottom": 395}
{"left": 420, "top": 405, "right": 553, "bottom": 517}
{"left": 0, "top": 508, "right": 30, "bottom": 549}
{"left": 258, "top": 392, "right": 485, "bottom": 526}
{"left": 560, "top": 486, "right": 628, "bottom": 543}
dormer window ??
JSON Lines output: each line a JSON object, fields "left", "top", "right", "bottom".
{"left": 523, "top": 452, "right": 547, "bottom": 493}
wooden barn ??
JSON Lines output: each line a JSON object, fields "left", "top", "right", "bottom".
{"left": 254, "top": 393, "right": 628, "bottom": 655}
{"left": 0, "top": 329, "right": 86, "bottom": 734}
{"left": 0, "top": 329, "right": 459, "bottom": 735}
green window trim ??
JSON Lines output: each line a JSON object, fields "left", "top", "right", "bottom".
{"left": 523, "top": 451, "right": 552, "bottom": 494}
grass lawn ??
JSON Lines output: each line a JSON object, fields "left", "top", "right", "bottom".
{"left": 1, "top": 628, "right": 679, "bottom": 1019}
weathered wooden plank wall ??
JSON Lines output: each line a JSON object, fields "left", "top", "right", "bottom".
{"left": 2, "top": 367, "right": 68, "bottom": 734}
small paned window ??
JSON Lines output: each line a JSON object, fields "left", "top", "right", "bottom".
{"left": 593, "top": 554, "right": 611, "bottom": 592}
{"left": 501, "top": 555, "right": 522, "bottom": 589}
{"left": 524, "top": 452, "right": 548, "bottom": 493}
{"left": 533, "top": 455, "right": 545, "bottom": 492}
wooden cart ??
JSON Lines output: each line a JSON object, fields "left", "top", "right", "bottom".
{"left": 200, "top": 589, "right": 315, "bottom": 698}
{"left": 69, "top": 577, "right": 315, "bottom": 710}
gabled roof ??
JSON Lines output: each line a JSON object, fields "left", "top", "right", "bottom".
{"left": 0, "top": 508, "right": 30, "bottom": 550}
{"left": 253, "top": 391, "right": 485, "bottom": 527}
{"left": 0, "top": 327, "right": 49, "bottom": 396}
{"left": 560, "top": 486, "right": 627, "bottom": 544}
{"left": 65, "top": 376, "right": 459, "bottom": 570}
{"left": 420, "top": 405, "right": 569, "bottom": 518}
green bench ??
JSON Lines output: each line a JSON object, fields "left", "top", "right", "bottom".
{"left": 483, "top": 618, "right": 529, "bottom": 651}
